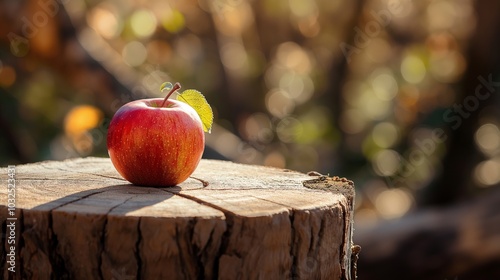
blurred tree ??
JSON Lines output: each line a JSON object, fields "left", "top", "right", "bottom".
{"left": 425, "top": 0, "right": 500, "bottom": 206}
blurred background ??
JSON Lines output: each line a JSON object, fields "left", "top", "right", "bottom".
{"left": 1, "top": 0, "right": 499, "bottom": 279}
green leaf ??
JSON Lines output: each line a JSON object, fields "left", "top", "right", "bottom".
{"left": 177, "top": 89, "right": 214, "bottom": 133}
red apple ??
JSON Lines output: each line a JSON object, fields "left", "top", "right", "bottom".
{"left": 107, "top": 83, "right": 205, "bottom": 186}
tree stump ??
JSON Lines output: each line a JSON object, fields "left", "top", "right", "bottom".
{"left": 1, "top": 157, "right": 356, "bottom": 279}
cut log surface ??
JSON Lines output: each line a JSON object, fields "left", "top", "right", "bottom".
{"left": 0, "top": 157, "right": 356, "bottom": 280}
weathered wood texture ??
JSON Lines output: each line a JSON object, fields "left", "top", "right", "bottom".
{"left": 0, "top": 157, "right": 356, "bottom": 279}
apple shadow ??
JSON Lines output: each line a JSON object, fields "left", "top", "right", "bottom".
{"left": 31, "top": 183, "right": 178, "bottom": 214}
{"left": 19, "top": 183, "right": 191, "bottom": 279}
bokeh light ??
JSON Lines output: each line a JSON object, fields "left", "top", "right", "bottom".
{"left": 264, "top": 151, "right": 286, "bottom": 168}
{"left": 0, "top": 66, "right": 16, "bottom": 87}
{"left": 131, "top": 9, "right": 157, "bottom": 38}
{"left": 221, "top": 42, "right": 248, "bottom": 71}
{"left": 212, "top": 2, "right": 254, "bottom": 36}
{"left": 87, "top": 4, "right": 121, "bottom": 39}
{"left": 63, "top": 105, "right": 104, "bottom": 156}
{"left": 122, "top": 41, "right": 147, "bottom": 67}
{"left": 372, "top": 149, "right": 400, "bottom": 177}
{"left": 370, "top": 68, "right": 398, "bottom": 101}
{"left": 401, "top": 54, "right": 426, "bottom": 84}
{"left": 64, "top": 105, "right": 103, "bottom": 138}
{"left": 474, "top": 159, "right": 500, "bottom": 187}
{"left": 265, "top": 89, "right": 295, "bottom": 118}
{"left": 240, "top": 113, "right": 272, "bottom": 142}
{"left": 275, "top": 42, "right": 312, "bottom": 74}
{"left": 279, "top": 73, "right": 314, "bottom": 104}
{"left": 372, "top": 122, "right": 399, "bottom": 148}
{"left": 426, "top": 1, "right": 457, "bottom": 31}
{"left": 162, "top": 9, "right": 185, "bottom": 34}
{"left": 429, "top": 50, "right": 466, "bottom": 83}
{"left": 276, "top": 117, "right": 303, "bottom": 143}
{"left": 475, "top": 123, "right": 500, "bottom": 156}
{"left": 375, "top": 188, "right": 413, "bottom": 219}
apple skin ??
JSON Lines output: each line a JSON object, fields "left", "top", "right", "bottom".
{"left": 107, "top": 98, "right": 205, "bottom": 186}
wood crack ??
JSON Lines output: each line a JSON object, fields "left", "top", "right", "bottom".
{"left": 50, "top": 190, "right": 109, "bottom": 212}
{"left": 47, "top": 207, "right": 69, "bottom": 279}
{"left": 174, "top": 224, "right": 188, "bottom": 279}
{"left": 161, "top": 189, "right": 232, "bottom": 217}
{"left": 99, "top": 194, "right": 138, "bottom": 280}
{"left": 245, "top": 194, "right": 297, "bottom": 208}
{"left": 289, "top": 209, "right": 298, "bottom": 279}
{"left": 135, "top": 217, "right": 142, "bottom": 280}
{"left": 192, "top": 218, "right": 206, "bottom": 278}
{"left": 338, "top": 200, "right": 350, "bottom": 280}
{"left": 160, "top": 188, "right": 233, "bottom": 279}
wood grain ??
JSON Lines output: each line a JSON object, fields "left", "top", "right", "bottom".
{"left": 0, "top": 157, "right": 356, "bottom": 279}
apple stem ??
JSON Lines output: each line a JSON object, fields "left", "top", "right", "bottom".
{"left": 160, "top": 82, "right": 181, "bottom": 107}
